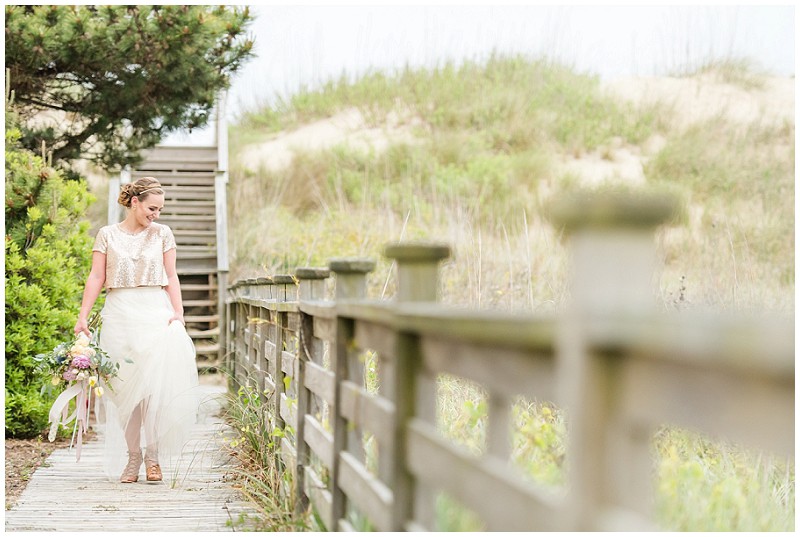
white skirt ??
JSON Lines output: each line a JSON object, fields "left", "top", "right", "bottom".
{"left": 98, "top": 286, "right": 200, "bottom": 480}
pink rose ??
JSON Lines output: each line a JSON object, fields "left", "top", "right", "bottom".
{"left": 71, "top": 355, "right": 91, "bottom": 369}
{"left": 62, "top": 369, "right": 78, "bottom": 381}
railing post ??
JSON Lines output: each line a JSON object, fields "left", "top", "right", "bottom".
{"left": 293, "top": 267, "right": 331, "bottom": 515}
{"left": 383, "top": 243, "right": 450, "bottom": 531}
{"left": 226, "top": 281, "right": 240, "bottom": 392}
{"left": 271, "top": 275, "right": 296, "bottom": 429}
{"left": 328, "top": 258, "right": 376, "bottom": 529}
{"left": 549, "top": 190, "right": 677, "bottom": 531}
{"left": 251, "top": 278, "right": 270, "bottom": 403}
{"left": 296, "top": 267, "right": 330, "bottom": 301}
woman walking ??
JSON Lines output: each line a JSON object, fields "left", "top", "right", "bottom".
{"left": 75, "top": 176, "right": 199, "bottom": 483}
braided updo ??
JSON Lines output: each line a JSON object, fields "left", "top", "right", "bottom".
{"left": 118, "top": 177, "right": 165, "bottom": 207}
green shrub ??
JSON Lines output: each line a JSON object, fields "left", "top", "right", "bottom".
{"left": 4, "top": 125, "right": 96, "bottom": 438}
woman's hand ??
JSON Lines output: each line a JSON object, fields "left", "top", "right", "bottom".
{"left": 168, "top": 314, "right": 186, "bottom": 327}
{"left": 74, "top": 318, "right": 91, "bottom": 337}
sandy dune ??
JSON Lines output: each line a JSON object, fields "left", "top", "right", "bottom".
{"left": 238, "top": 75, "right": 794, "bottom": 189}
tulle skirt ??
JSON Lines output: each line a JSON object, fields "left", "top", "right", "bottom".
{"left": 98, "top": 286, "right": 200, "bottom": 480}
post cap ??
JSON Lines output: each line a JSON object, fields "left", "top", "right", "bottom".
{"left": 255, "top": 277, "right": 273, "bottom": 285}
{"left": 384, "top": 242, "right": 451, "bottom": 262}
{"left": 547, "top": 189, "right": 680, "bottom": 232}
{"left": 272, "top": 274, "right": 297, "bottom": 285}
{"left": 295, "top": 267, "right": 331, "bottom": 280}
{"left": 329, "top": 258, "right": 376, "bottom": 274}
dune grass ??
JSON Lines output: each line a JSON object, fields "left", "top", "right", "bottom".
{"left": 224, "top": 55, "right": 794, "bottom": 530}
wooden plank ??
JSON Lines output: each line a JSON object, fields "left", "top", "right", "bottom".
{"left": 421, "top": 335, "right": 556, "bottom": 402}
{"left": 4, "top": 383, "right": 260, "bottom": 532}
{"left": 354, "top": 320, "right": 396, "bottom": 358}
{"left": 338, "top": 451, "right": 393, "bottom": 532}
{"left": 299, "top": 300, "right": 336, "bottom": 319}
{"left": 164, "top": 188, "right": 216, "bottom": 200}
{"left": 305, "top": 361, "right": 335, "bottom": 403}
{"left": 339, "top": 380, "right": 394, "bottom": 444}
{"left": 620, "top": 353, "right": 794, "bottom": 457}
{"left": 395, "top": 305, "right": 556, "bottom": 352}
{"left": 407, "top": 418, "right": 562, "bottom": 532}
{"left": 282, "top": 350, "right": 295, "bottom": 375}
{"left": 281, "top": 436, "right": 297, "bottom": 468}
{"left": 280, "top": 393, "right": 297, "bottom": 429}
{"left": 313, "top": 316, "right": 336, "bottom": 341}
{"left": 136, "top": 146, "right": 218, "bottom": 172}
{"left": 304, "top": 415, "right": 334, "bottom": 469}
{"left": 305, "top": 468, "right": 334, "bottom": 530}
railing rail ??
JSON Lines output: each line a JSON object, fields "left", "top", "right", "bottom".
{"left": 225, "top": 192, "right": 794, "bottom": 531}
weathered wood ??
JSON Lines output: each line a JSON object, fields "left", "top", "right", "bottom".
{"left": 304, "top": 415, "right": 334, "bottom": 469}
{"left": 338, "top": 451, "right": 393, "bottom": 532}
{"left": 305, "top": 360, "right": 335, "bottom": 403}
{"left": 353, "top": 320, "right": 396, "bottom": 359}
{"left": 407, "top": 419, "right": 563, "bottom": 532}
{"left": 304, "top": 468, "right": 333, "bottom": 529}
{"left": 420, "top": 335, "right": 556, "bottom": 402}
{"left": 339, "top": 380, "right": 395, "bottom": 444}
{"left": 4, "top": 383, "right": 258, "bottom": 532}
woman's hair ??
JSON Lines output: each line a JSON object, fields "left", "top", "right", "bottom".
{"left": 118, "top": 177, "right": 165, "bottom": 207}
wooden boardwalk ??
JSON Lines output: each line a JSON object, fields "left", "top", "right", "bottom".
{"left": 5, "top": 380, "right": 259, "bottom": 532}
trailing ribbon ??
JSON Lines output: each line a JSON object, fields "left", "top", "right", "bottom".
{"left": 47, "top": 380, "right": 94, "bottom": 462}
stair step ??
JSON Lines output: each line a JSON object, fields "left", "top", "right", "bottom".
{"left": 164, "top": 189, "right": 216, "bottom": 201}
{"left": 166, "top": 206, "right": 216, "bottom": 216}
{"left": 137, "top": 147, "right": 218, "bottom": 172}
{"left": 160, "top": 214, "right": 216, "bottom": 221}
{"left": 179, "top": 245, "right": 217, "bottom": 253}
{"left": 188, "top": 327, "right": 220, "bottom": 338}
{"left": 185, "top": 314, "right": 219, "bottom": 323}
{"left": 178, "top": 251, "right": 217, "bottom": 259}
{"left": 149, "top": 175, "right": 216, "bottom": 187}
{"left": 178, "top": 267, "right": 220, "bottom": 276}
{"left": 184, "top": 299, "right": 216, "bottom": 307}
{"left": 182, "top": 283, "right": 218, "bottom": 291}
{"left": 194, "top": 342, "right": 220, "bottom": 354}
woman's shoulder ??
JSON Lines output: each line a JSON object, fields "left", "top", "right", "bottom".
{"left": 151, "top": 222, "right": 174, "bottom": 235}
{"left": 96, "top": 223, "right": 115, "bottom": 236}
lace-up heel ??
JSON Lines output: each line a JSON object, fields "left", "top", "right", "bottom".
{"left": 120, "top": 450, "right": 143, "bottom": 483}
{"left": 145, "top": 450, "right": 162, "bottom": 482}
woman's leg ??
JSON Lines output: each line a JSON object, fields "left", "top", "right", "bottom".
{"left": 120, "top": 402, "right": 144, "bottom": 482}
{"left": 124, "top": 402, "right": 143, "bottom": 452}
{"left": 141, "top": 398, "right": 162, "bottom": 481}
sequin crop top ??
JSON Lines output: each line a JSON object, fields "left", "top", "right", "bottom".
{"left": 92, "top": 222, "right": 177, "bottom": 289}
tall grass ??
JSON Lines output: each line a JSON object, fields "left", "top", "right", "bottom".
{"left": 225, "top": 54, "right": 794, "bottom": 530}
{"left": 221, "top": 379, "right": 313, "bottom": 531}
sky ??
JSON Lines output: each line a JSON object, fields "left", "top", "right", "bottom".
{"left": 166, "top": 3, "right": 795, "bottom": 144}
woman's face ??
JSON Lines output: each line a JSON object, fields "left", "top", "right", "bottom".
{"left": 131, "top": 193, "right": 165, "bottom": 227}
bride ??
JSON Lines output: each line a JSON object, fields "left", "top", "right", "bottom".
{"left": 74, "top": 176, "right": 199, "bottom": 483}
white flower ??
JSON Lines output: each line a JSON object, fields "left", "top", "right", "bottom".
{"left": 94, "top": 387, "right": 104, "bottom": 397}
{"left": 88, "top": 376, "right": 98, "bottom": 387}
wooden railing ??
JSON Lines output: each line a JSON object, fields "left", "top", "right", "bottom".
{"left": 225, "top": 192, "right": 794, "bottom": 531}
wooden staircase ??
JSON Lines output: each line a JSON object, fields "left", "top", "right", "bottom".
{"left": 108, "top": 95, "right": 230, "bottom": 372}
{"left": 130, "top": 147, "right": 223, "bottom": 369}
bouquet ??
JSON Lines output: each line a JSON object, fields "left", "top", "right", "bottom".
{"left": 33, "top": 313, "right": 124, "bottom": 461}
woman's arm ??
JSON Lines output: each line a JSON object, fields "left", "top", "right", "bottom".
{"left": 163, "top": 247, "right": 185, "bottom": 326}
{"left": 75, "top": 251, "right": 107, "bottom": 336}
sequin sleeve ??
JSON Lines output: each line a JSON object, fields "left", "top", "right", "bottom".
{"left": 92, "top": 226, "right": 108, "bottom": 253}
{"left": 162, "top": 225, "right": 177, "bottom": 253}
